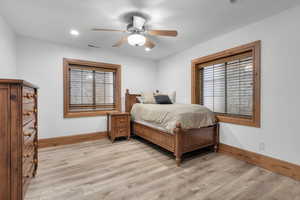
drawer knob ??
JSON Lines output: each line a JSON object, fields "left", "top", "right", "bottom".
{"left": 32, "top": 159, "right": 38, "bottom": 164}
{"left": 23, "top": 111, "right": 32, "bottom": 116}
{"left": 24, "top": 174, "right": 31, "bottom": 178}
{"left": 24, "top": 132, "right": 33, "bottom": 137}
{"left": 24, "top": 93, "right": 34, "bottom": 99}
{"left": 23, "top": 153, "right": 31, "bottom": 158}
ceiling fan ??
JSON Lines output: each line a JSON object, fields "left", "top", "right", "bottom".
{"left": 92, "top": 16, "right": 178, "bottom": 50}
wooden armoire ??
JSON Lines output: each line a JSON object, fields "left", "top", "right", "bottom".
{"left": 0, "top": 79, "right": 38, "bottom": 200}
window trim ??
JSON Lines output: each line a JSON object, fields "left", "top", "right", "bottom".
{"left": 191, "top": 41, "right": 261, "bottom": 127}
{"left": 63, "top": 58, "right": 121, "bottom": 118}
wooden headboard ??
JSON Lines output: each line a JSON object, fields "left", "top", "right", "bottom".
{"left": 125, "top": 89, "right": 141, "bottom": 112}
{"left": 125, "top": 89, "right": 160, "bottom": 112}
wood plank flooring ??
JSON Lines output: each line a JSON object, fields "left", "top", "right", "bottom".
{"left": 25, "top": 138, "right": 300, "bottom": 200}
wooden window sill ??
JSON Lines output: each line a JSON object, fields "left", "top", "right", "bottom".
{"left": 217, "top": 115, "right": 260, "bottom": 128}
{"left": 64, "top": 110, "right": 120, "bottom": 118}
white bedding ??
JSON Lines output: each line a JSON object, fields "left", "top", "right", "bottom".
{"left": 131, "top": 103, "right": 216, "bottom": 133}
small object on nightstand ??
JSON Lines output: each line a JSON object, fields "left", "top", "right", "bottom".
{"left": 107, "top": 112, "right": 131, "bottom": 142}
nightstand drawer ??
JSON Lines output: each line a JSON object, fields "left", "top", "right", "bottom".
{"left": 116, "top": 127, "right": 128, "bottom": 136}
{"left": 115, "top": 116, "right": 128, "bottom": 127}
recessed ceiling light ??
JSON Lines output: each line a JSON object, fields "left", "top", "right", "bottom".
{"left": 70, "top": 29, "right": 79, "bottom": 36}
{"left": 145, "top": 47, "right": 152, "bottom": 52}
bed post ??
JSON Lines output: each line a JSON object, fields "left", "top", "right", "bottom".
{"left": 214, "top": 122, "right": 220, "bottom": 152}
{"left": 125, "top": 89, "right": 130, "bottom": 112}
{"left": 174, "top": 122, "right": 183, "bottom": 166}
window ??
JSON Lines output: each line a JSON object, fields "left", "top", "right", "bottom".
{"left": 64, "top": 58, "right": 121, "bottom": 118}
{"left": 191, "top": 41, "right": 261, "bottom": 127}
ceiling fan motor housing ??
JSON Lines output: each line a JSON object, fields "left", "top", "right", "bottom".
{"left": 127, "top": 23, "right": 145, "bottom": 33}
{"left": 127, "top": 16, "right": 146, "bottom": 33}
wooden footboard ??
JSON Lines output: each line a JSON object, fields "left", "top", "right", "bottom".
{"left": 133, "top": 122, "right": 175, "bottom": 152}
{"left": 132, "top": 121, "right": 219, "bottom": 166}
{"left": 182, "top": 125, "right": 218, "bottom": 153}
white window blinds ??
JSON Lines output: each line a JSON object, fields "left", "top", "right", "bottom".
{"left": 69, "top": 66, "right": 115, "bottom": 111}
{"left": 199, "top": 51, "right": 253, "bottom": 117}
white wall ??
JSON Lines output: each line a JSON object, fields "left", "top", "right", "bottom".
{"left": 157, "top": 6, "right": 300, "bottom": 165}
{"left": 0, "top": 15, "right": 16, "bottom": 78}
{"left": 17, "top": 36, "right": 157, "bottom": 139}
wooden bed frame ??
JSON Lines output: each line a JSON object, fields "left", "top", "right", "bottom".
{"left": 125, "top": 89, "right": 219, "bottom": 166}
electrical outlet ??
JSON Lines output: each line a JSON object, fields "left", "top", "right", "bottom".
{"left": 259, "top": 142, "right": 265, "bottom": 152}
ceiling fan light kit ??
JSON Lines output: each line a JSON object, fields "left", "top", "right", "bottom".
{"left": 127, "top": 33, "right": 146, "bottom": 46}
{"left": 92, "top": 15, "right": 178, "bottom": 50}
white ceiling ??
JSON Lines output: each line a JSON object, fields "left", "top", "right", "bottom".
{"left": 0, "top": 0, "right": 299, "bottom": 60}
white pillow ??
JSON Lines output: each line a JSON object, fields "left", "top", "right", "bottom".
{"left": 137, "top": 96, "right": 144, "bottom": 103}
{"left": 141, "top": 92, "right": 156, "bottom": 104}
{"left": 168, "top": 91, "right": 176, "bottom": 103}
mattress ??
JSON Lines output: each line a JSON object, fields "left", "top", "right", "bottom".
{"left": 131, "top": 103, "right": 216, "bottom": 133}
{"left": 133, "top": 119, "right": 170, "bottom": 133}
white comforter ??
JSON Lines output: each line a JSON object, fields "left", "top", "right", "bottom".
{"left": 131, "top": 103, "right": 216, "bottom": 133}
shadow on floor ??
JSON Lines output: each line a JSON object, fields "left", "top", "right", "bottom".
{"left": 127, "top": 135, "right": 215, "bottom": 163}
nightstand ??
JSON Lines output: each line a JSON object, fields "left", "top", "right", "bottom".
{"left": 107, "top": 112, "right": 131, "bottom": 142}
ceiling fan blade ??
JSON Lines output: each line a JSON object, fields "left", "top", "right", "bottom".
{"left": 112, "top": 36, "right": 128, "bottom": 47}
{"left": 92, "top": 28, "right": 126, "bottom": 32}
{"left": 144, "top": 38, "right": 155, "bottom": 49}
{"left": 147, "top": 30, "right": 178, "bottom": 37}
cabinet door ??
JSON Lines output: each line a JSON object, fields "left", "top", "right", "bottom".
{"left": 0, "top": 84, "right": 11, "bottom": 200}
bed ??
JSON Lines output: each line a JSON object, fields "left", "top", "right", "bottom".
{"left": 125, "top": 89, "right": 219, "bottom": 166}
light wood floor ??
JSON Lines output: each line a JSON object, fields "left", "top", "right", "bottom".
{"left": 26, "top": 138, "right": 300, "bottom": 200}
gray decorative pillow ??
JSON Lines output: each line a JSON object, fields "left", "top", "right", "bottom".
{"left": 154, "top": 95, "right": 173, "bottom": 104}
{"left": 154, "top": 91, "right": 176, "bottom": 103}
